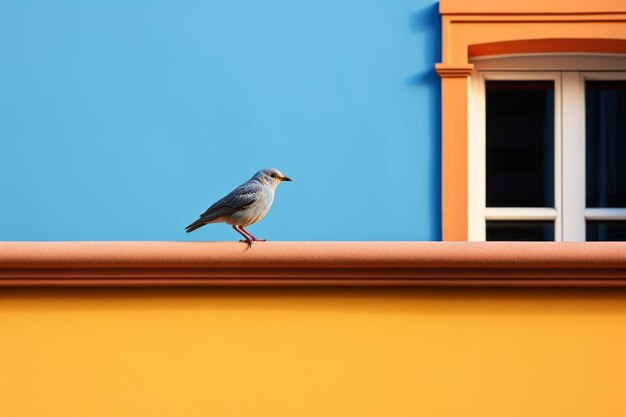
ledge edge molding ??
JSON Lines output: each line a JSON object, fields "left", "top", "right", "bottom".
{"left": 2, "top": 242, "right": 626, "bottom": 287}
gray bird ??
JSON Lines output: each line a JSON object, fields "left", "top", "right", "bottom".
{"left": 185, "top": 168, "right": 292, "bottom": 246}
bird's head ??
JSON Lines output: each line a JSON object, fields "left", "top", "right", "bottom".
{"left": 252, "top": 168, "right": 292, "bottom": 188}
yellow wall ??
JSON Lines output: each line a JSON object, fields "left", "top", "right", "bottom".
{"left": 1, "top": 288, "right": 625, "bottom": 417}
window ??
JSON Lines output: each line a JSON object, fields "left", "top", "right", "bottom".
{"left": 469, "top": 56, "right": 626, "bottom": 241}
{"left": 435, "top": 0, "right": 626, "bottom": 241}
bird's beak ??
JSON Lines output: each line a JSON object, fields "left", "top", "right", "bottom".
{"left": 281, "top": 176, "right": 292, "bottom": 182}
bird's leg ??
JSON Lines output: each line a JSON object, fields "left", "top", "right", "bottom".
{"left": 236, "top": 226, "right": 265, "bottom": 243}
{"left": 234, "top": 225, "right": 255, "bottom": 241}
{"left": 240, "top": 226, "right": 265, "bottom": 242}
{"left": 232, "top": 225, "right": 253, "bottom": 247}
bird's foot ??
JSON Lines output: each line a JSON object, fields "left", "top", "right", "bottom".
{"left": 239, "top": 239, "right": 253, "bottom": 248}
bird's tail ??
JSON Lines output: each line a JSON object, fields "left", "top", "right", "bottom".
{"left": 185, "top": 219, "right": 207, "bottom": 233}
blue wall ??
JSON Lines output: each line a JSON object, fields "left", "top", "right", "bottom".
{"left": 0, "top": 0, "right": 441, "bottom": 241}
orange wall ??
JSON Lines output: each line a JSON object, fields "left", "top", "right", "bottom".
{"left": 440, "top": 0, "right": 626, "bottom": 15}
{"left": 2, "top": 287, "right": 626, "bottom": 417}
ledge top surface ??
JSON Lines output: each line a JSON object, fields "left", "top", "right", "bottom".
{"left": 1, "top": 241, "right": 626, "bottom": 267}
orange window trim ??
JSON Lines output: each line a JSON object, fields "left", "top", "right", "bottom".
{"left": 436, "top": 0, "right": 626, "bottom": 240}
{"left": 1, "top": 241, "right": 626, "bottom": 287}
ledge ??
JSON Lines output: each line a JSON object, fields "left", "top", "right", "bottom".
{"left": 435, "top": 63, "right": 474, "bottom": 78}
{"left": 2, "top": 242, "right": 626, "bottom": 287}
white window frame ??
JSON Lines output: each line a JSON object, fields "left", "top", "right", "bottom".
{"left": 468, "top": 54, "right": 626, "bottom": 241}
{"left": 578, "top": 72, "right": 626, "bottom": 241}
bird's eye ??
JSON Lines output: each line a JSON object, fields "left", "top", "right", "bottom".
{"left": 270, "top": 173, "right": 276, "bottom": 178}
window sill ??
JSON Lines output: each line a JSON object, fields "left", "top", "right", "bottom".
{"left": 2, "top": 241, "right": 626, "bottom": 287}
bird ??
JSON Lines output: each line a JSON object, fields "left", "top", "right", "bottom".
{"left": 185, "top": 168, "right": 292, "bottom": 246}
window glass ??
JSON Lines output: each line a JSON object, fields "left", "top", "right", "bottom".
{"left": 586, "top": 81, "right": 626, "bottom": 207}
{"left": 486, "top": 81, "right": 555, "bottom": 207}
{"left": 486, "top": 221, "right": 554, "bottom": 241}
{"left": 586, "top": 221, "right": 626, "bottom": 241}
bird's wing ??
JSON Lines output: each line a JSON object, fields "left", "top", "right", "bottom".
{"left": 199, "top": 181, "right": 264, "bottom": 220}
{"left": 221, "top": 181, "right": 265, "bottom": 210}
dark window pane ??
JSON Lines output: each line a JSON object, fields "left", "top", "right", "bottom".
{"left": 586, "top": 81, "right": 626, "bottom": 207}
{"left": 486, "top": 81, "right": 554, "bottom": 207}
{"left": 586, "top": 221, "right": 626, "bottom": 241}
{"left": 486, "top": 221, "right": 554, "bottom": 241}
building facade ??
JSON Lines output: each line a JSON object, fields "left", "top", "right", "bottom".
{"left": 2, "top": 1, "right": 626, "bottom": 416}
